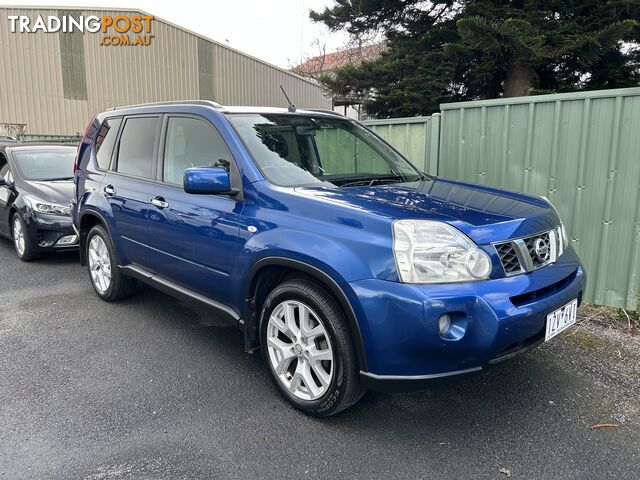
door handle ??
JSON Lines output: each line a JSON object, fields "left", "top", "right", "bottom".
{"left": 150, "top": 197, "right": 169, "bottom": 209}
{"left": 104, "top": 185, "right": 116, "bottom": 196}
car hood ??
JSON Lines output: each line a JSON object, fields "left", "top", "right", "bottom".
{"left": 295, "top": 178, "right": 559, "bottom": 244}
{"left": 24, "top": 180, "right": 74, "bottom": 205}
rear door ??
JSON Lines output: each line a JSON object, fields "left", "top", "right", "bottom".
{"left": 102, "top": 115, "right": 160, "bottom": 267}
{"left": 145, "top": 114, "right": 243, "bottom": 305}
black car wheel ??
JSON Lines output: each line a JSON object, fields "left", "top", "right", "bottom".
{"left": 11, "top": 213, "right": 39, "bottom": 262}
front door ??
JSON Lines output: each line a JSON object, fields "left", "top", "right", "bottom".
{"left": 145, "top": 115, "right": 242, "bottom": 306}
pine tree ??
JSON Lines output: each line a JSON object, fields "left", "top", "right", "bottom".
{"left": 311, "top": 1, "right": 640, "bottom": 118}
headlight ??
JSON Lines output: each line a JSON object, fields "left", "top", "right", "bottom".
{"left": 23, "top": 194, "right": 71, "bottom": 216}
{"left": 392, "top": 220, "right": 492, "bottom": 283}
{"left": 541, "top": 196, "right": 569, "bottom": 249}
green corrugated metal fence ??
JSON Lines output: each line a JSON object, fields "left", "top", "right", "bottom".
{"left": 364, "top": 115, "right": 440, "bottom": 175}
{"left": 364, "top": 87, "right": 640, "bottom": 310}
{"left": 16, "top": 134, "right": 81, "bottom": 144}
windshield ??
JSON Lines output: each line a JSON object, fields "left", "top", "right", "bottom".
{"left": 12, "top": 149, "right": 76, "bottom": 181}
{"left": 227, "top": 114, "right": 423, "bottom": 187}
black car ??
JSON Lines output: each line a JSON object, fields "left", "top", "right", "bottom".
{"left": 0, "top": 144, "right": 78, "bottom": 261}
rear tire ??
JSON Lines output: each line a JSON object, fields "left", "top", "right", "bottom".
{"left": 86, "top": 225, "right": 137, "bottom": 301}
{"left": 260, "top": 278, "right": 365, "bottom": 417}
{"left": 11, "top": 213, "right": 40, "bottom": 262}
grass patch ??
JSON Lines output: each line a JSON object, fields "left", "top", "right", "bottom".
{"left": 579, "top": 303, "right": 639, "bottom": 336}
{"left": 569, "top": 329, "right": 610, "bottom": 349}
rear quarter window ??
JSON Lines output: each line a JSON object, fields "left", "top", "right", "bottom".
{"left": 95, "top": 117, "right": 122, "bottom": 170}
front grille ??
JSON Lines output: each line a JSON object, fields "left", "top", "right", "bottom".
{"left": 510, "top": 269, "right": 578, "bottom": 307}
{"left": 495, "top": 242, "right": 523, "bottom": 275}
{"left": 495, "top": 227, "right": 564, "bottom": 276}
{"left": 524, "top": 234, "right": 552, "bottom": 269}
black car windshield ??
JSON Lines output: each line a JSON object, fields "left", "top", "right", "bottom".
{"left": 12, "top": 149, "right": 76, "bottom": 181}
{"left": 227, "top": 114, "right": 423, "bottom": 187}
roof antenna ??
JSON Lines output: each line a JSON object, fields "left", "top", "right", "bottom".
{"left": 280, "top": 85, "right": 296, "bottom": 112}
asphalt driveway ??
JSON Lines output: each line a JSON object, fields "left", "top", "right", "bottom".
{"left": 0, "top": 238, "right": 638, "bottom": 479}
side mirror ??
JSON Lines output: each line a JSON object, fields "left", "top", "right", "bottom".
{"left": 183, "top": 167, "right": 235, "bottom": 195}
{"left": 0, "top": 175, "right": 6, "bottom": 187}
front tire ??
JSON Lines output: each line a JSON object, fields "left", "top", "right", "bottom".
{"left": 11, "top": 213, "right": 39, "bottom": 262}
{"left": 86, "top": 225, "right": 137, "bottom": 301}
{"left": 260, "top": 278, "right": 365, "bottom": 417}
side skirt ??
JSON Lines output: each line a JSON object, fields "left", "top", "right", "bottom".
{"left": 120, "top": 264, "right": 241, "bottom": 326}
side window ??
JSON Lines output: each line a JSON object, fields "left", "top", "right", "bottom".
{"left": 163, "top": 117, "right": 233, "bottom": 185}
{"left": 95, "top": 117, "right": 122, "bottom": 170}
{"left": 116, "top": 117, "right": 159, "bottom": 178}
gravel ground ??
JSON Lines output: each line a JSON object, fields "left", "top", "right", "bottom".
{"left": 0, "top": 238, "right": 638, "bottom": 480}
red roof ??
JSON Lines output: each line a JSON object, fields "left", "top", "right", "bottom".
{"left": 292, "top": 43, "right": 385, "bottom": 76}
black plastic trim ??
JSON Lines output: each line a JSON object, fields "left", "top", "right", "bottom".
{"left": 121, "top": 264, "right": 240, "bottom": 324}
{"left": 244, "top": 257, "right": 368, "bottom": 372}
{"left": 77, "top": 210, "right": 113, "bottom": 266}
{"left": 360, "top": 367, "right": 482, "bottom": 393}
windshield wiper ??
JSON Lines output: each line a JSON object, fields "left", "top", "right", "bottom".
{"left": 339, "top": 177, "right": 404, "bottom": 188}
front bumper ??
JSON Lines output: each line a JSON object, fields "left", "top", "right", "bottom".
{"left": 25, "top": 212, "right": 78, "bottom": 251}
{"left": 348, "top": 247, "right": 586, "bottom": 392}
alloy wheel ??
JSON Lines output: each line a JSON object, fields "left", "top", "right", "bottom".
{"left": 266, "top": 300, "right": 334, "bottom": 401}
{"left": 88, "top": 235, "right": 112, "bottom": 294}
{"left": 13, "top": 216, "right": 25, "bottom": 256}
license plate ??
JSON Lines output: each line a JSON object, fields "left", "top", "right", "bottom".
{"left": 545, "top": 298, "right": 578, "bottom": 341}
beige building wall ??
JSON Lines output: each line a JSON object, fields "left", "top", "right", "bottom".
{"left": 0, "top": 7, "right": 330, "bottom": 135}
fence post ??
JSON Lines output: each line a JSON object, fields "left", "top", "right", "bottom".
{"left": 429, "top": 113, "right": 441, "bottom": 175}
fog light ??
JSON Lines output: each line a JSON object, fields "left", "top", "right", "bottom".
{"left": 56, "top": 234, "right": 78, "bottom": 245}
{"left": 438, "top": 314, "right": 452, "bottom": 336}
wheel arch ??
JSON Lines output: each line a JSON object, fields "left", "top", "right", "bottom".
{"left": 78, "top": 210, "right": 113, "bottom": 266}
{"left": 244, "top": 257, "right": 368, "bottom": 372}
{"left": 8, "top": 205, "right": 28, "bottom": 237}
{"left": 8, "top": 205, "right": 20, "bottom": 227}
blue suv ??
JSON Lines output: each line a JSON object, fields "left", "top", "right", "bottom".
{"left": 73, "top": 101, "right": 586, "bottom": 416}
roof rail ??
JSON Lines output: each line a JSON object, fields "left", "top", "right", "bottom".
{"left": 107, "top": 100, "right": 224, "bottom": 111}
{"left": 307, "top": 109, "right": 345, "bottom": 117}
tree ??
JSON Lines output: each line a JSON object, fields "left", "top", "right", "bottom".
{"left": 311, "top": 1, "right": 640, "bottom": 117}
{"left": 291, "top": 39, "right": 329, "bottom": 81}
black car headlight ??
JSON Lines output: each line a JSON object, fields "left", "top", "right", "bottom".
{"left": 23, "top": 194, "right": 71, "bottom": 216}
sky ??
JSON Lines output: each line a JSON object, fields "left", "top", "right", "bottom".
{"left": 8, "top": 0, "right": 350, "bottom": 68}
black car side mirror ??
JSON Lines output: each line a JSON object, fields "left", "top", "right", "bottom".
{"left": 0, "top": 175, "right": 6, "bottom": 187}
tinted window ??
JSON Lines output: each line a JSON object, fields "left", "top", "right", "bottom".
{"left": 95, "top": 117, "right": 122, "bottom": 170}
{"left": 163, "top": 117, "right": 233, "bottom": 185}
{"left": 116, "top": 117, "right": 158, "bottom": 178}
{"left": 12, "top": 149, "right": 75, "bottom": 180}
